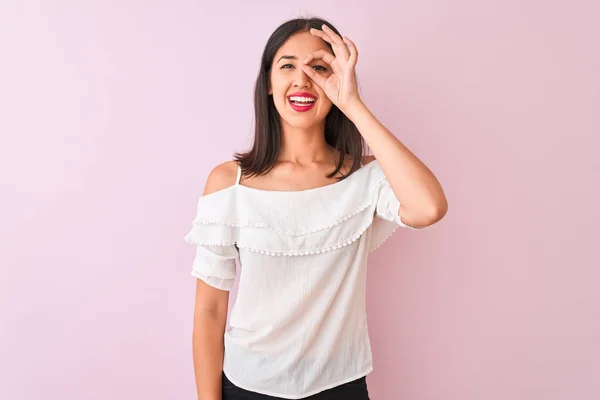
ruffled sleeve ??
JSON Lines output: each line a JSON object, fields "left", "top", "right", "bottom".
{"left": 184, "top": 191, "right": 239, "bottom": 291}
{"left": 190, "top": 243, "right": 238, "bottom": 291}
{"left": 368, "top": 167, "right": 427, "bottom": 253}
{"left": 374, "top": 179, "right": 421, "bottom": 229}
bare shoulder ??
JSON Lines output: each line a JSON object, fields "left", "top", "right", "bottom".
{"left": 362, "top": 155, "right": 377, "bottom": 165}
{"left": 203, "top": 160, "right": 239, "bottom": 196}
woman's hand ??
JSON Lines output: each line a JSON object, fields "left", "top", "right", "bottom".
{"left": 301, "top": 24, "right": 362, "bottom": 115}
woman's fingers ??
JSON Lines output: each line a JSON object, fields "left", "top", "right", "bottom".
{"left": 309, "top": 26, "right": 350, "bottom": 60}
{"left": 342, "top": 36, "right": 358, "bottom": 67}
{"left": 300, "top": 64, "right": 328, "bottom": 89}
{"left": 320, "top": 24, "right": 345, "bottom": 47}
{"left": 301, "top": 26, "right": 358, "bottom": 95}
{"left": 304, "top": 50, "right": 336, "bottom": 66}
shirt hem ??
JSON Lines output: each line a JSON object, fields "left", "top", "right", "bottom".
{"left": 222, "top": 365, "right": 374, "bottom": 399}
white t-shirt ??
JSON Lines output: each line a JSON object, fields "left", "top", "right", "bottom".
{"left": 184, "top": 159, "right": 423, "bottom": 399}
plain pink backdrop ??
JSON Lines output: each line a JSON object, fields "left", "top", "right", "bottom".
{"left": 1, "top": 1, "right": 598, "bottom": 400}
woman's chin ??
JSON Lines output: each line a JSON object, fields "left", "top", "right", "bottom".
{"left": 282, "top": 116, "right": 326, "bottom": 130}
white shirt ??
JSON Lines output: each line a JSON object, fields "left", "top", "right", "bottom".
{"left": 184, "top": 159, "right": 423, "bottom": 399}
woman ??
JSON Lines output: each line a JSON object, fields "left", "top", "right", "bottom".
{"left": 185, "top": 16, "right": 448, "bottom": 400}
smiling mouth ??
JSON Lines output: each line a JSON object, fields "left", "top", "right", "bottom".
{"left": 288, "top": 95, "right": 316, "bottom": 105}
{"left": 288, "top": 97, "right": 316, "bottom": 112}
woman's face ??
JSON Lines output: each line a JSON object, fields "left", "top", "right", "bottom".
{"left": 269, "top": 31, "right": 334, "bottom": 129}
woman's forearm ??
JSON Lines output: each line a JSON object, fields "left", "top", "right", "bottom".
{"left": 192, "top": 311, "right": 227, "bottom": 400}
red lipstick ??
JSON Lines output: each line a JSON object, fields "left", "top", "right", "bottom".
{"left": 288, "top": 92, "right": 317, "bottom": 112}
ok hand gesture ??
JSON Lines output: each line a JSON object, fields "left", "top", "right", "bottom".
{"left": 301, "top": 24, "right": 361, "bottom": 114}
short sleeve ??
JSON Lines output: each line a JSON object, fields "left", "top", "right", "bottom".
{"left": 374, "top": 179, "right": 422, "bottom": 230}
{"left": 184, "top": 192, "right": 240, "bottom": 291}
{"left": 369, "top": 178, "right": 427, "bottom": 253}
{"left": 191, "top": 243, "right": 238, "bottom": 291}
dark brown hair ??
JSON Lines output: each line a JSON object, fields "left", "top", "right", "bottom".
{"left": 233, "top": 16, "right": 367, "bottom": 181}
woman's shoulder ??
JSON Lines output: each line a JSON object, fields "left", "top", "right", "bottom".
{"left": 203, "top": 160, "right": 239, "bottom": 196}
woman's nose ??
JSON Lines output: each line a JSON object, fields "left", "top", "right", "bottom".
{"left": 293, "top": 68, "right": 311, "bottom": 87}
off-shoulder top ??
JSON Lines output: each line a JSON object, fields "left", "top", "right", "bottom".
{"left": 184, "top": 159, "right": 423, "bottom": 399}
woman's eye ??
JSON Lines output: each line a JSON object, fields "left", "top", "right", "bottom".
{"left": 281, "top": 64, "right": 328, "bottom": 71}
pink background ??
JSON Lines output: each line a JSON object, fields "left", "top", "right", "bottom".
{"left": 1, "top": 1, "right": 599, "bottom": 399}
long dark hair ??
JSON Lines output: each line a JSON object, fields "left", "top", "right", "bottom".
{"left": 233, "top": 16, "right": 366, "bottom": 181}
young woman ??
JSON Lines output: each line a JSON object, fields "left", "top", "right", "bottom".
{"left": 185, "top": 17, "right": 448, "bottom": 400}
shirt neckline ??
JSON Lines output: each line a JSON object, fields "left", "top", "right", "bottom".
{"left": 235, "top": 160, "right": 376, "bottom": 195}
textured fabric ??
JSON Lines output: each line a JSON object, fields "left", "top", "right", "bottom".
{"left": 184, "top": 159, "right": 425, "bottom": 399}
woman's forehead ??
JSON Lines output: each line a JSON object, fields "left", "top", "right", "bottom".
{"left": 275, "top": 32, "right": 331, "bottom": 57}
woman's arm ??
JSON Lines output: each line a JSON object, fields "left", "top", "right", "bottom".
{"left": 348, "top": 100, "right": 448, "bottom": 229}
{"left": 192, "top": 279, "right": 229, "bottom": 400}
{"left": 191, "top": 161, "right": 239, "bottom": 400}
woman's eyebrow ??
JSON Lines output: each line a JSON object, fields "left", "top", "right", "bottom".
{"left": 277, "top": 55, "right": 297, "bottom": 63}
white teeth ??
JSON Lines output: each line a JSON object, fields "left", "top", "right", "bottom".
{"left": 289, "top": 96, "right": 315, "bottom": 103}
